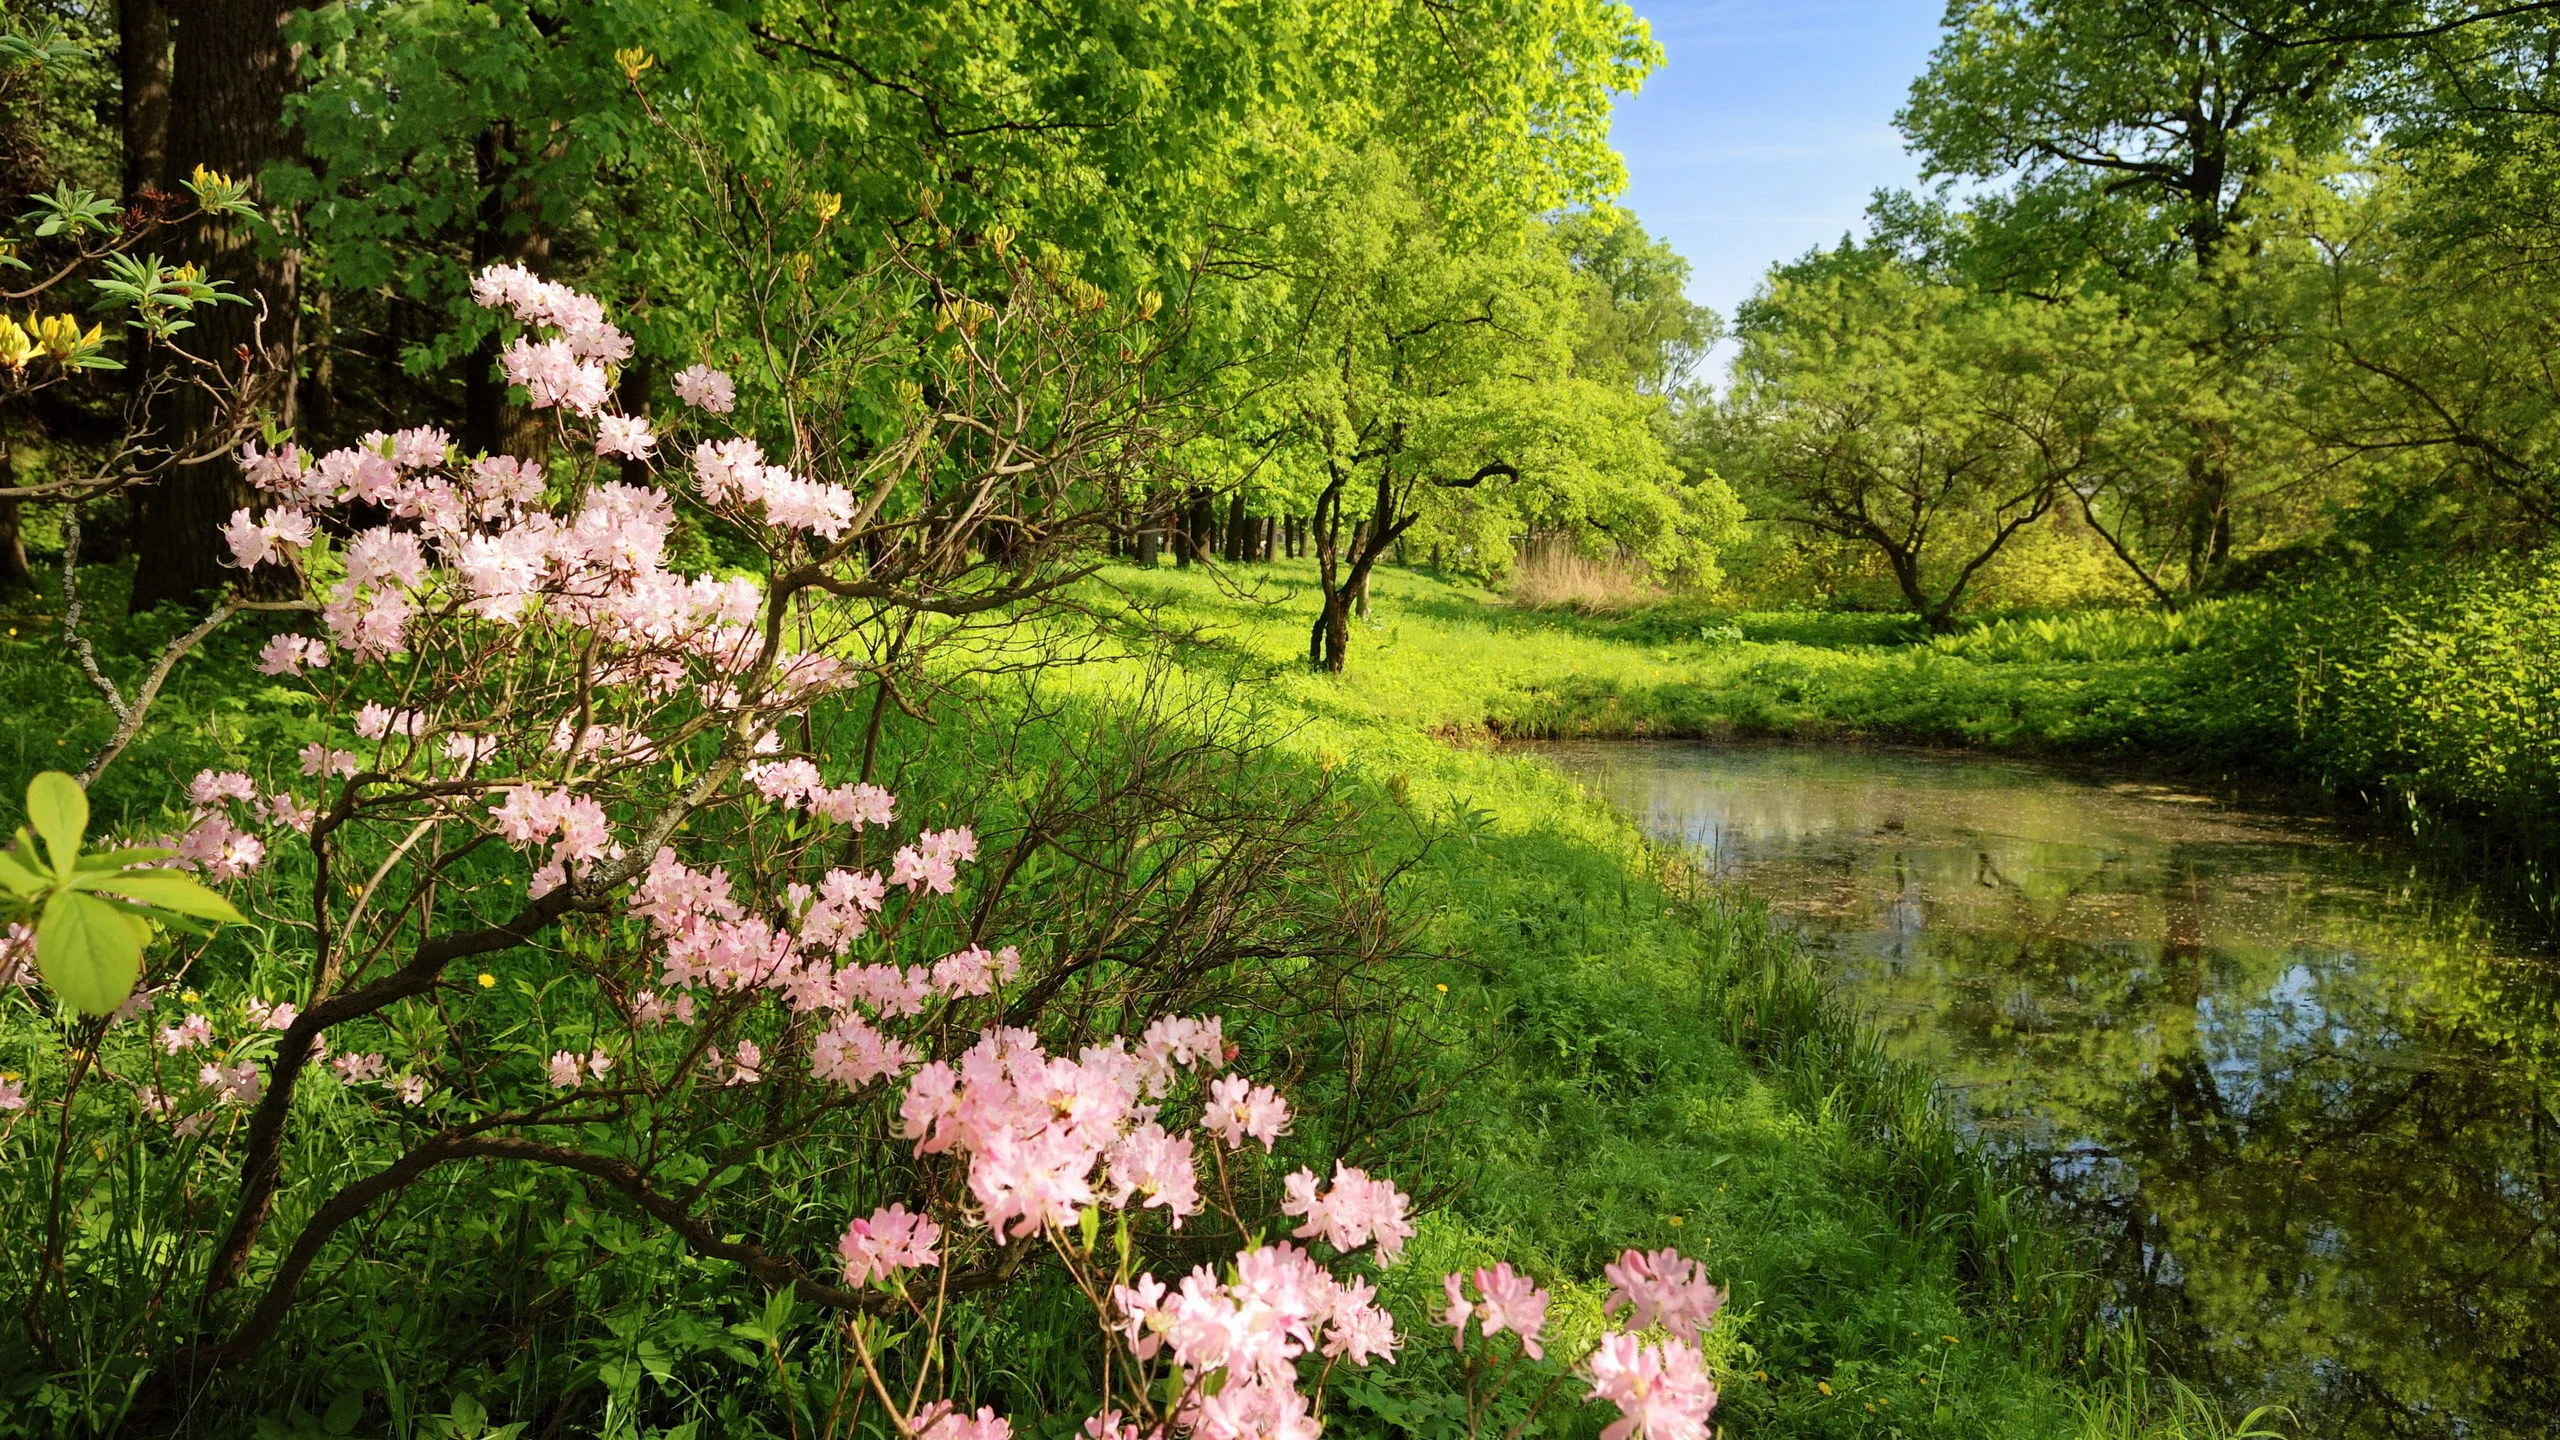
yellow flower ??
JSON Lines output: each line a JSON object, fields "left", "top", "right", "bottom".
{"left": 616, "top": 47, "right": 654, "bottom": 82}
{"left": 182, "top": 990, "right": 200, "bottom": 1004}
{"left": 0, "top": 316, "right": 33, "bottom": 369}
{"left": 810, "top": 191, "right": 843, "bottom": 226}
{"left": 477, "top": 973, "right": 496, "bottom": 988}
{"left": 1434, "top": 983, "right": 1448, "bottom": 993}
{"left": 1666, "top": 1214, "right": 1683, "bottom": 1226}
{"left": 1817, "top": 1381, "right": 1832, "bottom": 1396}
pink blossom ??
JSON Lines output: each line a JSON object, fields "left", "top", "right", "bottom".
{"left": 265, "top": 792, "right": 316, "bottom": 833}
{"left": 747, "top": 758, "right": 824, "bottom": 805}
{"left": 811, "top": 1014, "right": 917, "bottom": 1089}
{"left": 391, "top": 426, "right": 451, "bottom": 468}
{"left": 1082, "top": 1413, "right": 1140, "bottom": 1440}
{"left": 1104, "top": 1121, "right": 1202, "bottom": 1225}
{"left": 238, "top": 440, "right": 312, "bottom": 493}
{"left": 729, "top": 1039, "right": 763, "bottom": 1085}
{"left": 1323, "top": 1277, "right": 1400, "bottom": 1364}
{"left": 917, "top": 1406, "right": 1010, "bottom": 1440}
{"left": 344, "top": 527, "right": 429, "bottom": 590}
{"left": 810, "top": 781, "right": 896, "bottom": 827}
{"left": 1583, "top": 1332, "right": 1719, "bottom": 1440}
{"left": 836, "top": 1202, "right": 942, "bottom": 1286}
{"left": 1201, "top": 1074, "right": 1289, "bottom": 1151}
{"left": 547, "top": 1051, "right": 584, "bottom": 1089}
{"left": 1602, "top": 1247, "right": 1724, "bottom": 1341}
{"left": 175, "top": 812, "right": 264, "bottom": 880}
{"left": 245, "top": 998, "right": 299, "bottom": 1032}
{"left": 395, "top": 1075, "right": 429, "bottom": 1106}
{"left": 353, "top": 703, "right": 424, "bottom": 741}
{"left": 0, "top": 923, "right": 34, "bottom": 987}
{"left": 930, "top": 945, "right": 1021, "bottom": 998}
{"left": 596, "top": 414, "right": 656, "bottom": 460}
{"left": 1281, "top": 1163, "right": 1415, "bottom": 1262}
{"left": 0, "top": 1077, "right": 24, "bottom": 1111}
{"left": 796, "top": 869, "right": 888, "bottom": 953}
{"left": 1439, "top": 1263, "right": 1549, "bottom": 1358}
{"left": 189, "top": 770, "right": 257, "bottom": 808}
{"left": 199, "top": 1060, "right": 263, "bottom": 1106}
{"left": 672, "top": 364, "right": 736, "bottom": 412}
{"left": 256, "top": 634, "right": 329, "bottom": 676}
{"left": 158, "top": 1013, "right": 213, "bottom": 1054}
{"left": 332, "top": 1052, "right": 387, "bottom": 1084}
{"left": 298, "top": 743, "right": 359, "bottom": 778}
{"left": 1138, "top": 1015, "right": 1226, "bottom": 1095}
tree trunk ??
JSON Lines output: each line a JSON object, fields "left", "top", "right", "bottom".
{"left": 1223, "top": 489, "right": 1249, "bottom": 562}
{"left": 1261, "top": 515, "right": 1276, "bottom": 562}
{"left": 466, "top": 122, "right": 554, "bottom": 461}
{"left": 1136, "top": 524, "right": 1159, "bottom": 568}
{"left": 129, "top": 0, "right": 302, "bottom": 613}
{"left": 119, "top": 0, "right": 171, "bottom": 204}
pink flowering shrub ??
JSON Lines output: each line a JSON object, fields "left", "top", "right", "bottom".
{"left": 0, "top": 260, "right": 1730, "bottom": 1437}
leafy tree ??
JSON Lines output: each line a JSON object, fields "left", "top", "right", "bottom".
{"left": 1255, "top": 150, "right": 1734, "bottom": 670}
{"left": 1896, "top": 0, "right": 2379, "bottom": 592}
{"left": 1719, "top": 255, "right": 2114, "bottom": 627}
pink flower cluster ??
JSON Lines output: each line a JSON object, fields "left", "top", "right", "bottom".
{"left": 895, "top": 1024, "right": 1238, "bottom": 1240}
{"left": 1439, "top": 1262, "right": 1551, "bottom": 1358}
{"left": 746, "top": 759, "right": 896, "bottom": 828}
{"left": 1603, "top": 1246, "right": 1725, "bottom": 1341}
{"left": 1282, "top": 1161, "right": 1416, "bottom": 1261}
{"left": 1113, "top": 1243, "right": 1399, "bottom": 1440}
{"left": 692, "top": 437, "right": 859, "bottom": 537}
{"left": 1429, "top": 1246, "right": 1727, "bottom": 1440}
{"left": 837, "top": 1202, "right": 942, "bottom": 1286}
{"left": 173, "top": 768, "right": 276, "bottom": 881}
{"left": 1585, "top": 1332, "right": 1719, "bottom": 1440}
{"left": 889, "top": 827, "right": 978, "bottom": 895}
{"left": 672, "top": 363, "right": 736, "bottom": 413}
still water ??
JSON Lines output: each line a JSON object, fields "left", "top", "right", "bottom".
{"left": 1534, "top": 740, "right": 2560, "bottom": 1440}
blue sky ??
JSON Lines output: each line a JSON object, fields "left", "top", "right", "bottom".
{"left": 1608, "top": 2, "right": 1947, "bottom": 324}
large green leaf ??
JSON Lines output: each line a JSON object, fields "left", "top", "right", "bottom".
{"left": 76, "top": 868, "right": 246, "bottom": 923}
{"left": 25, "top": 771, "right": 87, "bottom": 877}
{"left": 37, "top": 888, "right": 147, "bottom": 1017}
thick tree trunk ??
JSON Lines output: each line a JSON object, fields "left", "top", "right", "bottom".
{"left": 129, "top": 0, "right": 301, "bottom": 613}
{"left": 466, "top": 123, "right": 555, "bottom": 461}
{"left": 119, "top": 0, "right": 171, "bottom": 204}
{"left": 1136, "top": 524, "right": 1159, "bottom": 567}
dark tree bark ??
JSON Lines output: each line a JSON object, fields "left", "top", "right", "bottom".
{"left": 466, "top": 123, "right": 554, "bottom": 461}
{"left": 119, "top": 0, "right": 171, "bottom": 204}
{"left": 1223, "top": 488, "right": 1249, "bottom": 562}
{"left": 129, "top": 0, "right": 301, "bottom": 613}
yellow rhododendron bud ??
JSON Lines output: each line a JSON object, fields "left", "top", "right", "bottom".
{"left": 616, "top": 47, "right": 654, "bottom": 81}
{"left": 810, "top": 191, "right": 842, "bottom": 226}
{"left": 0, "top": 317, "right": 33, "bottom": 370}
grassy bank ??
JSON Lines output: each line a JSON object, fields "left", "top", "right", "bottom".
{"left": 0, "top": 564, "right": 2262, "bottom": 1438}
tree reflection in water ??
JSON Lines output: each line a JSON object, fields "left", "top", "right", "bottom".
{"left": 1538, "top": 739, "right": 2560, "bottom": 1440}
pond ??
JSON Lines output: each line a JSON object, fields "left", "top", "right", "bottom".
{"left": 1532, "top": 740, "right": 2560, "bottom": 1440}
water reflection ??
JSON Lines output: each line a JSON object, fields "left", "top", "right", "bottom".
{"left": 1534, "top": 740, "right": 2560, "bottom": 1440}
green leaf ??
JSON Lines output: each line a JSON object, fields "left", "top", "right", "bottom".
{"left": 77, "top": 845, "right": 176, "bottom": 870}
{"left": 25, "top": 771, "right": 86, "bottom": 876}
{"left": 37, "top": 889, "right": 147, "bottom": 1016}
{"left": 75, "top": 868, "right": 245, "bottom": 923}
{"left": 0, "top": 847, "right": 44, "bottom": 896}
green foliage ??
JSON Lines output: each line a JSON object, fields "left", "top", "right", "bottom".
{"left": 0, "top": 771, "right": 241, "bottom": 1016}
